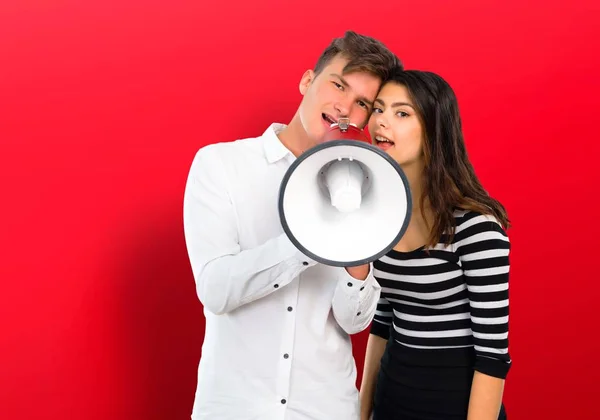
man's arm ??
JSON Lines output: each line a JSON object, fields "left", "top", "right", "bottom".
{"left": 183, "top": 146, "right": 315, "bottom": 315}
{"left": 330, "top": 264, "right": 382, "bottom": 335}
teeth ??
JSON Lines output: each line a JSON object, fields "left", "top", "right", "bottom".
{"left": 375, "top": 135, "right": 393, "bottom": 143}
{"left": 323, "top": 113, "right": 336, "bottom": 124}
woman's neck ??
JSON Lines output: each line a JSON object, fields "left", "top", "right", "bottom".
{"left": 392, "top": 161, "right": 434, "bottom": 253}
{"left": 402, "top": 162, "right": 426, "bottom": 214}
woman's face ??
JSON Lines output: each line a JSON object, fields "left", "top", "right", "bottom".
{"left": 368, "top": 82, "right": 425, "bottom": 168}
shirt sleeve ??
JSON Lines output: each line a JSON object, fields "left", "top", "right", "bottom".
{"left": 331, "top": 265, "right": 382, "bottom": 335}
{"left": 456, "top": 212, "right": 512, "bottom": 379}
{"left": 183, "top": 145, "right": 316, "bottom": 315}
{"left": 369, "top": 296, "right": 393, "bottom": 340}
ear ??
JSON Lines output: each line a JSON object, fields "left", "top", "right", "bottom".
{"left": 299, "top": 69, "right": 315, "bottom": 95}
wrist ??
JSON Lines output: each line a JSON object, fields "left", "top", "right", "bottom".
{"left": 345, "top": 264, "right": 370, "bottom": 280}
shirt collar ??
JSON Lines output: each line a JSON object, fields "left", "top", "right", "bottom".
{"left": 263, "top": 123, "right": 294, "bottom": 164}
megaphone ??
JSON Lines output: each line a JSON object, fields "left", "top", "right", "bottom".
{"left": 278, "top": 118, "right": 412, "bottom": 267}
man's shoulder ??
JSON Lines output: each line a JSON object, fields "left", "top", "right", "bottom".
{"left": 193, "top": 132, "right": 268, "bottom": 163}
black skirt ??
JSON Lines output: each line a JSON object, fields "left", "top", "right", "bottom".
{"left": 372, "top": 338, "right": 507, "bottom": 420}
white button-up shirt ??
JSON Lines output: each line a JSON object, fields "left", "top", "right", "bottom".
{"left": 183, "top": 123, "right": 382, "bottom": 420}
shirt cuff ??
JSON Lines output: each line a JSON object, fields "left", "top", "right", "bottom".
{"left": 370, "top": 320, "right": 392, "bottom": 339}
{"left": 475, "top": 356, "right": 512, "bottom": 379}
{"left": 337, "top": 263, "right": 377, "bottom": 294}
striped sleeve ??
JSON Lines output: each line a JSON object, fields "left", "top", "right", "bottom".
{"left": 455, "top": 211, "right": 512, "bottom": 379}
{"left": 370, "top": 296, "right": 393, "bottom": 339}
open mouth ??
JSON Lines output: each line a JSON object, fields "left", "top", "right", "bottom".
{"left": 374, "top": 135, "right": 395, "bottom": 146}
{"left": 322, "top": 113, "right": 337, "bottom": 125}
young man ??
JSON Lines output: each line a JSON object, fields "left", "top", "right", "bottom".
{"left": 183, "top": 31, "right": 402, "bottom": 420}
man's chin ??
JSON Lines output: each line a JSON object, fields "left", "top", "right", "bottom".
{"left": 306, "top": 131, "right": 325, "bottom": 148}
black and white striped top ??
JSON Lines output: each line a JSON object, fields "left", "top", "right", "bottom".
{"left": 370, "top": 209, "right": 512, "bottom": 379}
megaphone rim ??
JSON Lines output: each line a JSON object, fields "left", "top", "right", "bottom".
{"left": 278, "top": 139, "right": 413, "bottom": 267}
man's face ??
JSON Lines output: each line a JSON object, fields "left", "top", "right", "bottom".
{"left": 297, "top": 55, "right": 381, "bottom": 147}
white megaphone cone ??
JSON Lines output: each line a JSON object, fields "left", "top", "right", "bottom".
{"left": 278, "top": 118, "right": 412, "bottom": 267}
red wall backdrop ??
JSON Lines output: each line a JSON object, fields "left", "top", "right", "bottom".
{"left": 1, "top": 1, "right": 599, "bottom": 419}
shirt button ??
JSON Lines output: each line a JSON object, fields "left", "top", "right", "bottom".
{"left": 284, "top": 353, "right": 289, "bottom": 359}
{"left": 281, "top": 399, "right": 287, "bottom": 404}
{"left": 357, "top": 311, "right": 361, "bottom": 316}
{"left": 287, "top": 306, "right": 293, "bottom": 312}
{"left": 347, "top": 282, "right": 353, "bottom": 287}
{"left": 302, "top": 261, "right": 308, "bottom": 266}
{"left": 360, "top": 286, "right": 364, "bottom": 291}
{"left": 274, "top": 284, "right": 279, "bottom": 288}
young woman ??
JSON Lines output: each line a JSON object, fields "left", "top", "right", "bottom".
{"left": 359, "top": 70, "right": 512, "bottom": 420}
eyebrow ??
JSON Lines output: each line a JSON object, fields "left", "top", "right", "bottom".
{"left": 374, "top": 98, "right": 415, "bottom": 109}
{"left": 330, "top": 73, "right": 374, "bottom": 108}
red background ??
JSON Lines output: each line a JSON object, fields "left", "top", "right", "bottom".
{"left": 1, "top": 1, "right": 599, "bottom": 419}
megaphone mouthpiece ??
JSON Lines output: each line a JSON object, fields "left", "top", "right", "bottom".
{"left": 335, "top": 117, "right": 353, "bottom": 131}
{"left": 323, "top": 119, "right": 367, "bottom": 144}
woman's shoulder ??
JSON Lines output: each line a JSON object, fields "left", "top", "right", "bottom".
{"left": 449, "top": 208, "right": 511, "bottom": 260}
{"left": 452, "top": 207, "right": 504, "bottom": 225}
{"left": 451, "top": 207, "right": 508, "bottom": 239}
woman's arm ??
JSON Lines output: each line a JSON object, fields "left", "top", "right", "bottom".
{"left": 359, "top": 295, "right": 393, "bottom": 420}
{"left": 467, "top": 371, "right": 505, "bottom": 420}
{"left": 359, "top": 334, "right": 387, "bottom": 420}
{"left": 456, "top": 212, "right": 512, "bottom": 420}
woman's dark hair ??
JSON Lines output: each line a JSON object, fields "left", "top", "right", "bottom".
{"left": 386, "top": 69, "right": 510, "bottom": 247}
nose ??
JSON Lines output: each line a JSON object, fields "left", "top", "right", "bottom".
{"left": 334, "top": 101, "right": 350, "bottom": 119}
{"left": 334, "top": 93, "right": 356, "bottom": 119}
{"left": 375, "top": 113, "right": 388, "bottom": 129}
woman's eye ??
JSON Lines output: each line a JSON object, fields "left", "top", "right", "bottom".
{"left": 333, "top": 82, "right": 343, "bottom": 90}
{"left": 373, "top": 107, "right": 382, "bottom": 113}
{"left": 397, "top": 111, "right": 409, "bottom": 117}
